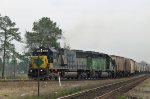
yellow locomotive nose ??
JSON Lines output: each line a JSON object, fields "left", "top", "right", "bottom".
{"left": 31, "top": 56, "right": 48, "bottom": 69}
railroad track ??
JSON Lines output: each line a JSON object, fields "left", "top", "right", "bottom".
{"left": 0, "top": 76, "right": 125, "bottom": 82}
{"left": 58, "top": 75, "right": 148, "bottom": 99}
{"left": 0, "top": 79, "right": 33, "bottom": 82}
{"left": 0, "top": 76, "right": 138, "bottom": 82}
{"left": 0, "top": 74, "right": 146, "bottom": 83}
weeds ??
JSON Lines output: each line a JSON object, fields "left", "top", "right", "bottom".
{"left": 53, "top": 87, "right": 83, "bottom": 98}
{"left": 22, "top": 87, "right": 83, "bottom": 99}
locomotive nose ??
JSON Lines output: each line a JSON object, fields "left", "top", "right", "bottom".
{"left": 31, "top": 56, "right": 48, "bottom": 69}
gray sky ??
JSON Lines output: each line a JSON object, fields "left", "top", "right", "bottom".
{"left": 0, "top": 0, "right": 150, "bottom": 63}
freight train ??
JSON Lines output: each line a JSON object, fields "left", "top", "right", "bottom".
{"left": 28, "top": 47, "right": 150, "bottom": 80}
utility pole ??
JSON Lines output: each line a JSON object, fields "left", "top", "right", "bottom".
{"left": 37, "top": 48, "right": 43, "bottom": 97}
{"left": 38, "top": 48, "right": 42, "bottom": 97}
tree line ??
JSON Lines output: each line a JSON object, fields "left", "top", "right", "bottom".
{"left": 0, "top": 14, "right": 63, "bottom": 79}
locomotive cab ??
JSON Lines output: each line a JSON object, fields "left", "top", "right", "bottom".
{"left": 28, "top": 47, "right": 57, "bottom": 79}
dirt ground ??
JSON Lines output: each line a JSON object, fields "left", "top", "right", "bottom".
{"left": 0, "top": 77, "right": 137, "bottom": 99}
{"left": 124, "top": 77, "right": 150, "bottom": 99}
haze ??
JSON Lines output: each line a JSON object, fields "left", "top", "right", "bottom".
{"left": 0, "top": 0, "right": 150, "bottom": 63}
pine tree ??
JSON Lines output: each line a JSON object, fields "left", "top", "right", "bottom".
{"left": 0, "top": 14, "right": 21, "bottom": 79}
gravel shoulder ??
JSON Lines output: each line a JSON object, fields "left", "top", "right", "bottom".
{"left": 124, "top": 77, "right": 150, "bottom": 99}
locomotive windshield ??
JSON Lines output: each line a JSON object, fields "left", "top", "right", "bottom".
{"left": 32, "top": 49, "right": 49, "bottom": 56}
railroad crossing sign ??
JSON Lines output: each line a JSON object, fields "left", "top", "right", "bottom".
{"left": 34, "top": 58, "right": 43, "bottom": 66}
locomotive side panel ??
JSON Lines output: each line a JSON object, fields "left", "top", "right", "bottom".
{"left": 75, "top": 50, "right": 87, "bottom": 70}
{"left": 57, "top": 49, "right": 76, "bottom": 69}
{"left": 91, "top": 58, "right": 106, "bottom": 71}
{"left": 75, "top": 58, "right": 87, "bottom": 69}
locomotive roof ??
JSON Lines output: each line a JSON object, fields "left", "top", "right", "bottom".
{"left": 73, "top": 50, "right": 84, "bottom": 52}
{"left": 85, "top": 51, "right": 109, "bottom": 57}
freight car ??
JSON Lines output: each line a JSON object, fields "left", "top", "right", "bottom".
{"left": 111, "top": 55, "right": 150, "bottom": 77}
{"left": 111, "top": 55, "right": 138, "bottom": 77}
{"left": 28, "top": 47, "right": 114, "bottom": 80}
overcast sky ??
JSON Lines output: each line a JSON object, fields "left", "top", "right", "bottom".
{"left": 0, "top": 0, "right": 150, "bottom": 63}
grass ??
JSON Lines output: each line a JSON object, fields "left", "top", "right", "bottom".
{"left": 22, "top": 86, "right": 84, "bottom": 99}
{"left": 1, "top": 74, "right": 28, "bottom": 80}
{"left": 52, "top": 87, "right": 83, "bottom": 98}
{"left": 0, "top": 76, "right": 88, "bottom": 99}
